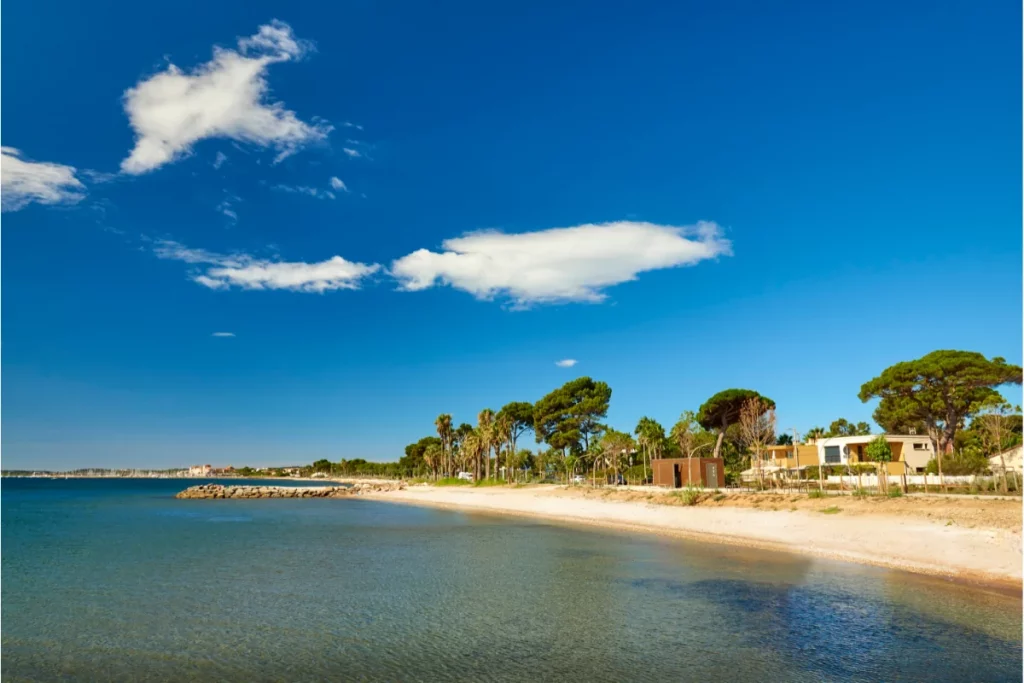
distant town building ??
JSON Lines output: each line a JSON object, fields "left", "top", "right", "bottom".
{"left": 188, "top": 464, "right": 213, "bottom": 477}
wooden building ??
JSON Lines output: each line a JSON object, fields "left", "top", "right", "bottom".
{"left": 652, "top": 457, "right": 725, "bottom": 488}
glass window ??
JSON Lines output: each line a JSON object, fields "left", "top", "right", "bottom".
{"left": 824, "top": 446, "right": 841, "bottom": 464}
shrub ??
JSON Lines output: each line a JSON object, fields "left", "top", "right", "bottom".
{"left": 822, "top": 506, "right": 841, "bottom": 515}
{"left": 679, "top": 486, "right": 702, "bottom": 506}
{"left": 852, "top": 488, "right": 871, "bottom": 497}
{"left": 887, "top": 488, "right": 903, "bottom": 498}
{"left": 925, "top": 452, "right": 989, "bottom": 476}
{"left": 807, "top": 489, "right": 826, "bottom": 499}
{"left": 434, "top": 477, "right": 472, "bottom": 486}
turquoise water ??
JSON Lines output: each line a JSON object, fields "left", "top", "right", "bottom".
{"left": 2, "top": 479, "right": 1021, "bottom": 682}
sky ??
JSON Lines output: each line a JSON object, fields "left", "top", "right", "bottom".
{"left": 2, "top": 0, "right": 1020, "bottom": 469}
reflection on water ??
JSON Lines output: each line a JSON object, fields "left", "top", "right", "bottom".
{"left": 2, "top": 479, "right": 1021, "bottom": 682}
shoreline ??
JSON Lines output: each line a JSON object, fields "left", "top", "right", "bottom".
{"left": 365, "top": 485, "right": 1022, "bottom": 590}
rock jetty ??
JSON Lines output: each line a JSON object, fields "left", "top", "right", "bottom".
{"left": 175, "top": 482, "right": 405, "bottom": 500}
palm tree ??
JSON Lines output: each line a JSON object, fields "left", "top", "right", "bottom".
{"left": 478, "top": 409, "right": 495, "bottom": 480}
{"left": 495, "top": 412, "right": 514, "bottom": 482}
{"left": 461, "top": 432, "right": 481, "bottom": 481}
{"left": 635, "top": 417, "right": 664, "bottom": 484}
{"left": 423, "top": 443, "right": 442, "bottom": 481}
{"left": 435, "top": 414, "right": 453, "bottom": 477}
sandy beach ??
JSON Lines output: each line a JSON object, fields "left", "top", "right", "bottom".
{"left": 368, "top": 485, "right": 1022, "bottom": 587}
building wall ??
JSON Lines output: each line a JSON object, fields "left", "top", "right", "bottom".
{"left": 652, "top": 458, "right": 725, "bottom": 488}
{"left": 812, "top": 435, "right": 931, "bottom": 468}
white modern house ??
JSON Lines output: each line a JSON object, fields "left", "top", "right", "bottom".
{"left": 808, "top": 434, "right": 935, "bottom": 473}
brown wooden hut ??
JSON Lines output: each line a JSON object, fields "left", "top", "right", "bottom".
{"left": 652, "top": 458, "right": 725, "bottom": 488}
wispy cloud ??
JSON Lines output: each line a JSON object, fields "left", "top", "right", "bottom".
{"left": 154, "top": 239, "right": 379, "bottom": 292}
{"left": 211, "top": 332, "right": 236, "bottom": 337}
{"left": 216, "top": 193, "right": 241, "bottom": 222}
{"left": 273, "top": 184, "right": 335, "bottom": 200}
{"left": 212, "top": 151, "right": 228, "bottom": 169}
{"left": 390, "top": 221, "right": 732, "bottom": 307}
{"left": 120, "top": 20, "right": 331, "bottom": 174}
{"left": 342, "top": 121, "right": 363, "bottom": 130}
{"left": 342, "top": 148, "right": 361, "bottom": 158}
{"left": 555, "top": 359, "right": 578, "bottom": 368}
{"left": 1, "top": 147, "right": 85, "bottom": 211}
{"left": 329, "top": 176, "right": 349, "bottom": 192}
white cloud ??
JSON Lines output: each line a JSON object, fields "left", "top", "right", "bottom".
{"left": 342, "top": 148, "right": 361, "bottom": 158}
{"left": 120, "top": 20, "right": 331, "bottom": 174}
{"left": 212, "top": 332, "right": 236, "bottom": 337}
{"left": 273, "top": 184, "right": 335, "bottom": 200}
{"left": 212, "top": 151, "right": 228, "bottom": 169}
{"left": 329, "top": 176, "right": 349, "bottom": 192}
{"left": 390, "top": 220, "right": 732, "bottom": 306}
{"left": 342, "top": 121, "right": 363, "bottom": 130}
{"left": 154, "top": 239, "right": 379, "bottom": 292}
{"left": 1, "top": 147, "right": 85, "bottom": 211}
{"left": 216, "top": 198, "right": 238, "bottom": 221}
{"left": 555, "top": 359, "right": 578, "bottom": 368}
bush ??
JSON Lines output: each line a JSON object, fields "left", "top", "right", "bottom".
{"left": 434, "top": 477, "right": 472, "bottom": 486}
{"left": 887, "top": 488, "right": 903, "bottom": 498}
{"left": 852, "top": 488, "right": 871, "bottom": 497}
{"left": 807, "top": 489, "right": 826, "bottom": 499}
{"left": 925, "top": 452, "right": 989, "bottom": 476}
{"left": 803, "top": 466, "right": 841, "bottom": 479}
{"left": 822, "top": 506, "right": 841, "bottom": 515}
{"left": 678, "top": 486, "right": 702, "bottom": 506}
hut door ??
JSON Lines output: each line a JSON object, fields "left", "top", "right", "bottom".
{"left": 705, "top": 462, "right": 717, "bottom": 487}
{"left": 673, "top": 464, "right": 681, "bottom": 488}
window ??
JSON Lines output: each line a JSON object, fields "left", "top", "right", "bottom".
{"left": 824, "top": 446, "right": 841, "bottom": 464}
{"left": 913, "top": 443, "right": 928, "bottom": 451}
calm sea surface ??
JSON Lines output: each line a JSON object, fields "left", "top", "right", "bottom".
{"left": 2, "top": 478, "right": 1021, "bottom": 682}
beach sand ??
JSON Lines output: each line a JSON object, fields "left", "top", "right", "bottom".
{"left": 367, "top": 485, "right": 1022, "bottom": 587}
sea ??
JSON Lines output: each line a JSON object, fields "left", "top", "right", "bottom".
{"left": 2, "top": 478, "right": 1021, "bottom": 682}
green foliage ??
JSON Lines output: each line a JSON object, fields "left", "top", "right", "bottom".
{"left": 775, "top": 433, "right": 793, "bottom": 445}
{"left": 401, "top": 436, "right": 441, "bottom": 472}
{"left": 670, "top": 411, "right": 716, "bottom": 458}
{"left": 678, "top": 485, "right": 702, "bottom": 506}
{"left": 805, "top": 426, "right": 826, "bottom": 440}
{"left": 807, "top": 489, "right": 826, "bottom": 499}
{"left": 434, "top": 477, "right": 473, "bottom": 486}
{"left": 864, "top": 435, "right": 893, "bottom": 465}
{"left": 697, "top": 389, "right": 775, "bottom": 432}
{"left": 822, "top": 506, "right": 841, "bottom": 514}
{"left": 498, "top": 401, "right": 535, "bottom": 454}
{"left": 635, "top": 416, "right": 666, "bottom": 459}
{"left": 698, "top": 389, "right": 774, "bottom": 460}
{"left": 803, "top": 465, "right": 841, "bottom": 479}
{"left": 859, "top": 350, "right": 1022, "bottom": 454}
{"left": 924, "top": 452, "right": 989, "bottom": 476}
{"left": 533, "top": 377, "right": 612, "bottom": 454}
{"left": 887, "top": 488, "right": 903, "bottom": 498}
{"left": 827, "top": 419, "right": 871, "bottom": 437}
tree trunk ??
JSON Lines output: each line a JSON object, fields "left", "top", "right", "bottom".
{"left": 999, "top": 454, "right": 1009, "bottom": 494}
{"left": 713, "top": 430, "right": 725, "bottom": 460}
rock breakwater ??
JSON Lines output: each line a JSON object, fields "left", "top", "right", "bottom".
{"left": 175, "top": 482, "right": 405, "bottom": 499}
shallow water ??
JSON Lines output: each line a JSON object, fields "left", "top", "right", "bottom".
{"left": 2, "top": 478, "right": 1021, "bottom": 682}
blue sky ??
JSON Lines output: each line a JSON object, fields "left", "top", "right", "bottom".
{"left": 2, "top": 0, "right": 1020, "bottom": 469}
